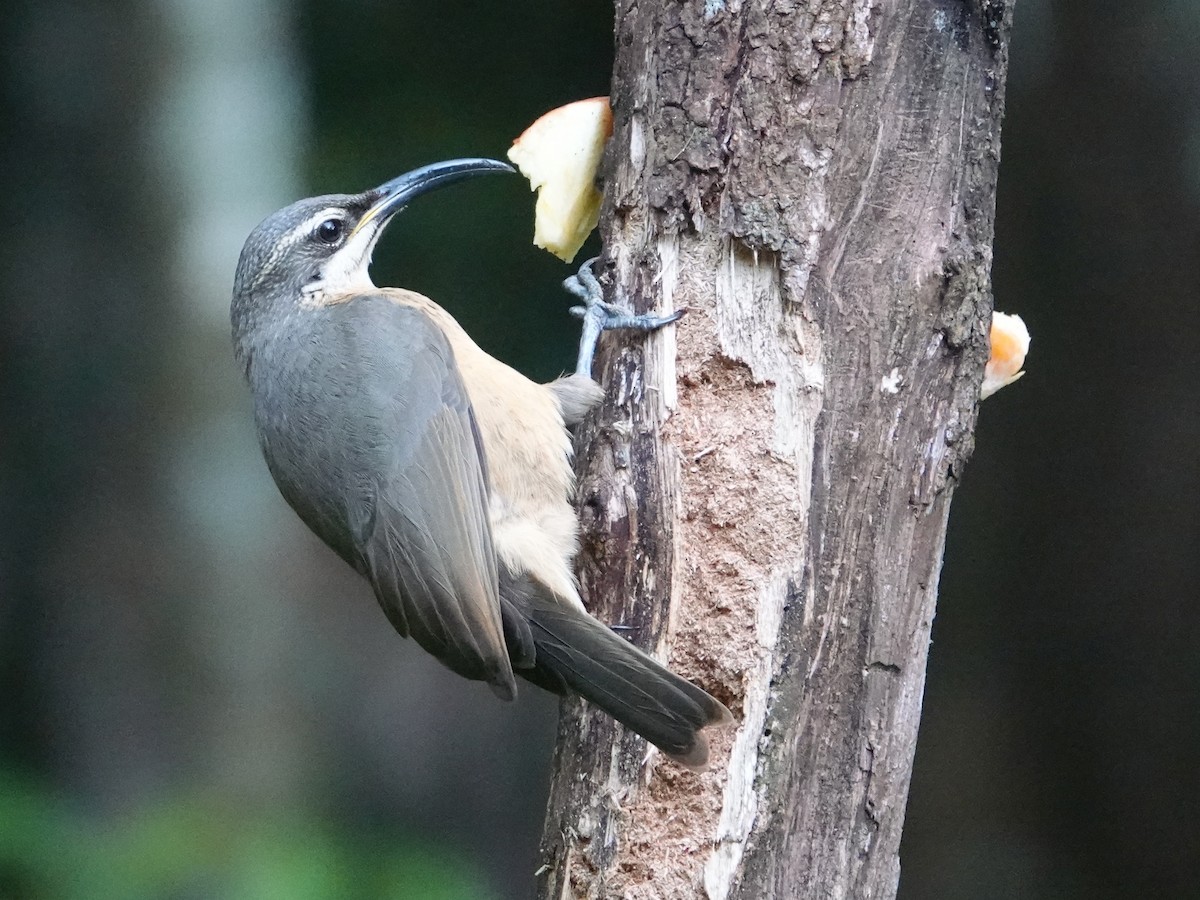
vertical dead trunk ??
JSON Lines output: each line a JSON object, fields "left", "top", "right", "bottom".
{"left": 536, "top": 1, "right": 1012, "bottom": 897}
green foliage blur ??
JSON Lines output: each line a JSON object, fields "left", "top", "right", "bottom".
{"left": 0, "top": 770, "right": 489, "bottom": 900}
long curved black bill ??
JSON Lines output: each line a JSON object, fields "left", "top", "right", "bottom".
{"left": 353, "top": 158, "right": 515, "bottom": 237}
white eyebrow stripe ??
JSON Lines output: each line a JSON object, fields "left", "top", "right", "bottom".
{"left": 248, "top": 207, "right": 349, "bottom": 290}
{"left": 282, "top": 207, "right": 348, "bottom": 246}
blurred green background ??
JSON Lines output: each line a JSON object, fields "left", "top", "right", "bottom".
{"left": 0, "top": 1, "right": 1196, "bottom": 898}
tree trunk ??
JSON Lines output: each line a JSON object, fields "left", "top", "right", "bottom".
{"left": 536, "top": 1, "right": 1012, "bottom": 897}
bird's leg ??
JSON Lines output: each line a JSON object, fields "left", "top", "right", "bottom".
{"left": 565, "top": 257, "right": 685, "bottom": 378}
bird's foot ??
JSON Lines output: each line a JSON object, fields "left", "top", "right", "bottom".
{"left": 565, "top": 257, "right": 685, "bottom": 377}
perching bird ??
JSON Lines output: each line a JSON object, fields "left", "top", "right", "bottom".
{"left": 230, "top": 159, "right": 730, "bottom": 767}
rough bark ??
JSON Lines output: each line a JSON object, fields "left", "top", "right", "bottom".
{"left": 536, "top": 1, "right": 1012, "bottom": 898}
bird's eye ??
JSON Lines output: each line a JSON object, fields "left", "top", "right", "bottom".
{"left": 316, "top": 218, "right": 344, "bottom": 244}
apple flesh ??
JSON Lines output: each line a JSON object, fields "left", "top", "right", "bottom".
{"left": 981, "top": 311, "right": 1030, "bottom": 399}
{"left": 508, "top": 97, "right": 613, "bottom": 262}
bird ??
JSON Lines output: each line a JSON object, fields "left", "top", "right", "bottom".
{"left": 230, "top": 158, "right": 731, "bottom": 767}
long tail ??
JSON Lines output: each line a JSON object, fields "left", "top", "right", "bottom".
{"left": 500, "top": 575, "right": 732, "bottom": 769}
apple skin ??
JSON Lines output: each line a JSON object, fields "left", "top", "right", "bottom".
{"left": 508, "top": 97, "right": 614, "bottom": 262}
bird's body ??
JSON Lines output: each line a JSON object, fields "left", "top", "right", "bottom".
{"left": 231, "top": 160, "right": 729, "bottom": 766}
{"left": 388, "top": 289, "right": 594, "bottom": 610}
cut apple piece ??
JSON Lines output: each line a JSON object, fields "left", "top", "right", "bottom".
{"left": 981, "top": 311, "right": 1030, "bottom": 399}
{"left": 508, "top": 97, "right": 613, "bottom": 262}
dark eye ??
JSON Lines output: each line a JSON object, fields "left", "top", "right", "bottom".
{"left": 316, "top": 218, "right": 344, "bottom": 244}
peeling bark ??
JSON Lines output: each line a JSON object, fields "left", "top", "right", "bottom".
{"left": 536, "top": 1, "right": 1013, "bottom": 897}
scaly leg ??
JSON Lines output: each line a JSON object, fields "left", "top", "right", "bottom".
{"left": 565, "top": 258, "right": 685, "bottom": 377}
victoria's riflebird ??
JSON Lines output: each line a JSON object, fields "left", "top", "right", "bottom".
{"left": 230, "top": 159, "right": 731, "bottom": 766}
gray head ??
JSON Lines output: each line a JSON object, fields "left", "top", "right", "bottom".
{"left": 231, "top": 158, "right": 513, "bottom": 366}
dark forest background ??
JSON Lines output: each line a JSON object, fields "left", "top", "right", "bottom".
{"left": 1, "top": 1, "right": 1196, "bottom": 897}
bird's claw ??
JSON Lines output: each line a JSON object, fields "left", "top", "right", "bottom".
{"left": 568, "top": 258, "right": 685, "bottom": 377}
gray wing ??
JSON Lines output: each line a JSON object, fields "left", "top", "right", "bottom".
{"left": 340, "top": 299, "right": 516, "bottom": 700}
